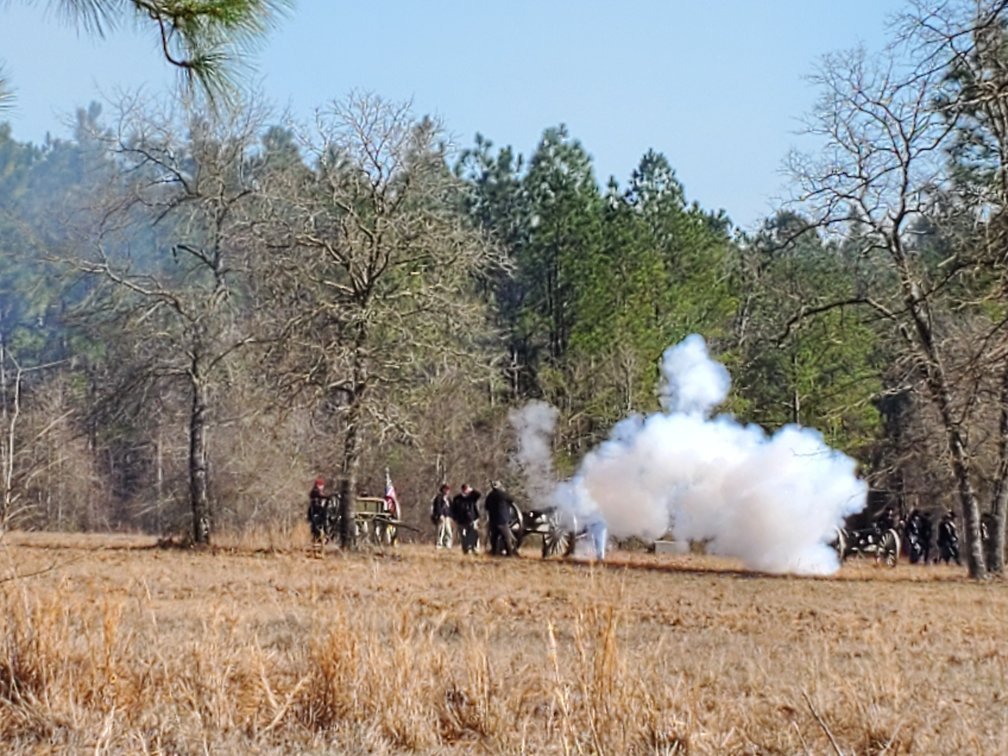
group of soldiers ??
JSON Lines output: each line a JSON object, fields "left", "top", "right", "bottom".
{"left": 306, "top": 475, "right": 611, "bottom": 560}
{"left": 430, "top": 480, "right": 519, "bottom": 556}
{"left": 876, "top": 505, "right": 961, "bottom": 564}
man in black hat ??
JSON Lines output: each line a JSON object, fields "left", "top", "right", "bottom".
{"left": 484, "top": 479, "right": 518, "bottom": 556}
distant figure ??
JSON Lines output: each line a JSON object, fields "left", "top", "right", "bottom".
{"left": 937, "top": 509, "right": 960, "bottom": 565}
{"left": 307, "top": 477, "right": 330, "bottom": 543}
{"left": 904, "top": 508, "right": 933, "bottom": 564}
{"left": 451, "top": 483, "right": 482, "bottom": 554}
{"left": 981, "top": 511, "right": 997, "bottom": 567}
{"left": 431, "top": 483, "right": 453, "bottom": 549}
{"left": 484, "top": 480, "right": 518, "bottom": 556}
{"left": 919, "top": 510, "right": 933, "bottom": 563}
{"left": 588, "top": 518, "right": 608, "bottom": 561}
{"left": 377, "top": 472, "right": 401, "bottom": 546}
{"left": 876, "top": 505, "right": 896, "bottom": 533}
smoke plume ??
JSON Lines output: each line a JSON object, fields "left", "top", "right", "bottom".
{"left": 507, "top": 400, "right": 559, "bottom": 505}
{"left": 512, "top": 334, "right": 866, "bottom": 575}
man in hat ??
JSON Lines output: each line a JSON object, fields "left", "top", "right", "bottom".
{"left": 484, "top": 479, "right": 518, "bottom": 556}
{"left": 307, "top": 477, "right": 330, "bottom": 543}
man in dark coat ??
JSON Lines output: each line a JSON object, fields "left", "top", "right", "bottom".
{"left": 451, "top": 484, "right": 482, "bottom": 554}
{"left": 484, "top": 480, "right": 518, "bottom": 556}
{"left": 904, "top": 508, "right": 934, "bottom": 564}
{"left": 937, "top": 509, "right": 960, "bottom": 565}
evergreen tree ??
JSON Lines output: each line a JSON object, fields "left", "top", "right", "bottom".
{"left": 733, "top": 212, "right": 881, "bottom": 454}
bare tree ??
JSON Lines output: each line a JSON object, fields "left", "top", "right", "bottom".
{"left": 914, "top": 0, "right": 1008, "bottom": 574}
{"left": 74, "top": 92, "right": 269, "bottom": 544}
{"left": 254, "top": 94, "right": 503, "bottom": 547}
{"left": 0, "top": 344, "right": 69, "bottom": 529}
{"left": 790, "top": 2, "right": 1008, "bottom": 578}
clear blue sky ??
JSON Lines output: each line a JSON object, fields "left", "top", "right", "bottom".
{"left": 0, "top": 1, "right": 905, "bottom": 230}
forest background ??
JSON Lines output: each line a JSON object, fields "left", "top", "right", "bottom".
{"left": 1, "top": 0, "right": 1008, "bottom": 578}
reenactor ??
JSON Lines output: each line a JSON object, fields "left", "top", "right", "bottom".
{"left": 451, "top": 484, "right": 482, "bottom": 554}
{"left": 904, "top": 508, "right": 933, "bottom": 564}
{"left": 876, "top": 505, "right": 897, "bottom": 533}
{"left": 484, "top": 480, "right": 518, "bottom": 556}
{"left": 308, "top": 477, "right": 330, "bottom": 543}
{"left": 431, "top": 483, "right": 454, "bottom": 549}
{"left": 937, "top": 509, "right": 960, "bottom": 565}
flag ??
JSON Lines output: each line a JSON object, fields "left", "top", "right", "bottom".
{"left": 384, "top": 468, "right": 400, "bottom": 518}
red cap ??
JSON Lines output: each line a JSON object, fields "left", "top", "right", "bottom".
{"left": 314, "top": 478, "right": 325, "bottom": 487}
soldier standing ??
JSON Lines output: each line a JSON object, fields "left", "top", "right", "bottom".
{"left": 484, "top": 480, "right": 518, "bottom": 556}
{"left": 307, "top": 477, "right": 330, "bottom": 543}
{"left": 937, "top": 509, "right": 960, "bottom": 565}
{"left": 451, "top": 484, "right": 482, "bottom": 554}
{"left": 431, "top": 483, "right": 453, "bottom": 549}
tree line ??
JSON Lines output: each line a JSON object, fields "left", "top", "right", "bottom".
{"left": 1, "top": 0, "right": 1008, "bottom": 578}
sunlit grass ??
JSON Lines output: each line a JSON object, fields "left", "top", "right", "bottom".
{"left": 0, "top": 530, "right": 1004, "bottom": 753}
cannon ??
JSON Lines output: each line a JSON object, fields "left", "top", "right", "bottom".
{"left": 505, "top": 502, "right": 583, "bottom": 558}
{"left": 833, "top": 526, "right": 900, "bottom": 567}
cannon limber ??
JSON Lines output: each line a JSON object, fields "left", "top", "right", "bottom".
{"left": 353, "top": 496, "right": 409, "bottom": 546}
{"left": 309, "top": 495, "right": 415, "bottom": 548}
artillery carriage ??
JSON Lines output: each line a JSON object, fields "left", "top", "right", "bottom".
{"left": 833, "top": 526, "right": 900, "bottom": 567}
{"left": 505, "top": 502, "right": 585, "bottom": 558}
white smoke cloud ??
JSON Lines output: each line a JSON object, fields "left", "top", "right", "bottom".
{"left": 658, "top": 334, "right": 731, "bottom": 415}
{"left": 512, "top": 335, "right": 866, "bottom": 575}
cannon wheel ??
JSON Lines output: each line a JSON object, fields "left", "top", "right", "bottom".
{"left": 508, "top": 501, "right": 525, "bottom": 552}
{"left": 542, "top": 519, "right": 575, "bottom": 558}
{"left": 880, "top": 528, "right": 900, "bottom": 567}
{"left": 832, "top": 528, "right": 847, "bottom": 563}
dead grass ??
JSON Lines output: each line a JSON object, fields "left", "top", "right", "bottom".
{"left": 0, "top": 528, "right": 1006, "bottom": 754}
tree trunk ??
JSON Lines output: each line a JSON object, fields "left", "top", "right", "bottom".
{"left": 189, "top": 375, "right": 211, "bottom": 545}
{"left": 0, "top": 329, "right": 9, "bottom": 527}
{"left": 338, "top": 397, "right": 364, "bottom": 549}
{"left": 790, "top": 352, "right": 801, "bottom": 425}
{"left": 929, "top": 366, "right": 986, "bottom": 578}
{"left": 989, "top": 359, "right": 1008, "bottom": 575}
{"left": 156, "top": 431, "right": 164, "bottom": 534}
{"left": 945, "top": 420, "right": 987, "bottom": 578}
{"left": 899, "top": 265, "right": 987, "bottom": 578}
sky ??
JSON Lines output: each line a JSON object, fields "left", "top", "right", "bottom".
{"left": 0, "top": 1, "right": 906, "bottom": 230}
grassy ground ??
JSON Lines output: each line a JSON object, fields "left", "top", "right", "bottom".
{"left": 1, "top": 529, "right": 1005, "bottom": 754}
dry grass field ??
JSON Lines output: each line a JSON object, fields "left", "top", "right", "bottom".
{"left": 1, "top": 529, "right": 1006, "bottom": 755}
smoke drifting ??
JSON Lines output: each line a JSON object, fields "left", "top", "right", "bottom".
{"left": 509, "top": 334, "right": 866, "bottom": 575}
{"left": 507, "top": 400, "right": 559, "bottom": 505}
